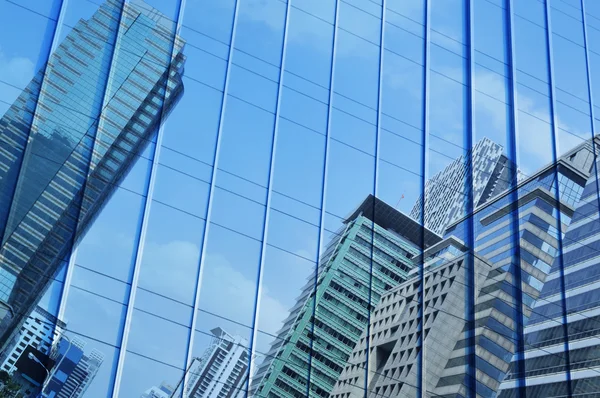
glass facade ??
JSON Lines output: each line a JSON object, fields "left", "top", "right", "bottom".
{"left": 2, "top": 0, "right": 600, "bottom": 398}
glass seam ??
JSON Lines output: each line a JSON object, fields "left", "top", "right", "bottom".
{"left": 417, "top": 0, "right": 431, "bottom": 396}
{"left": 305, "top": 0, "right": 340, "bottom": 396}
{"left": 184, "top": 0, "right": 242, "bottom": 392}
{"left": 465, "top": 1, "right": 477, "bottom": 397}
{"left": 543, "top": 0, "right": 574, "bottom": 395}
{"left": 364, "top": 0, "right": 386, "bottom": 396}
{"left": 246, "top": 0, "right": 293, "bottom": 394}
{"left": 110, "top": 1, "right": 187, "bottom": 395}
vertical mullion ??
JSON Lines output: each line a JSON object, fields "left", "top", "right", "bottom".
{"left": 306, "top": 0, "right": 339, "bottom": 395}
{"left": 111, "top": 1, "right": 187, "bottom": 396}
{"left": 581, "top": 0, "right": 600, "bottom": 226}
{"left": 56, "top": 0, "right": 130, "bottom": 338}
{"left": 246, "top": 0, "right": 292, "bottom": 393}
{"left": 40, "top": 0, "right": 79, "bottom": 328}
{"left": 364, "top": 0, "right": 385, "bottom": 395}
{"left": 418, "top": 0, "right": 431, "bottom": 396}
{"left": 465, "top": 1, "right": 476, "bottom": 397}
{"left": 544, "top": 0, "right": 573, "bottom": 394}
{"left": 185, "top": 0, "right": 241, "bottom": 388}
{"left": 505, "top": 0, "right": 527, "bottom": 395}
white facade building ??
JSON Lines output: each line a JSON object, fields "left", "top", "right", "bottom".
{"left": 141, "top": 381, "right": 175, "bottom": 398}
{"left": 410, "top": 137, "right": 513, "bottom": 235}
{"left": 1, "top": 306, "right": 65, "bottom": 374}
{"left": 186, "top": 327, "right": 249, "bottom": 398}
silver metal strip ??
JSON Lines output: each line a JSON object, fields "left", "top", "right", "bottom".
{"left": 304, "top": 0, "right": 340, "bottom": 394}
{"left": 418, "top": 0, "right": 431, "bottom": 395}
{"left": 43, "top": 0, "right": 78, "bottom": 326}
{"left": 465, "top": 1, "right": 477, "bottom": 396}
{"left": 246, "top": 0, "right": 292, "bottom": 391}
{"left": 183, "top": 0, "right": 241, "bottom": 394}
{"left": 543, "top": 0, "right": 574, "bottom": 392}
{"left": 111, "top": 1, "right": 188, "bottom": 396}
{"left": 580, "top": 0, "right": 600, "bottom": 238}
{"left": 365, "top": 0, "right": 386, "bottom": 393}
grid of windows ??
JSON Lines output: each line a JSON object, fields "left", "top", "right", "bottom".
{"left": 2, "top": 0, "right": 600, "bottom": 398}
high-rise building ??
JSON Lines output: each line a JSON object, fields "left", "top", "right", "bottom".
{"left": 498, "top": 145, "right": 600, "bottom": 397}
{"left": 43, "top": 336, "right": 104, "bottom": 398}
{"left": 3, "top": 0, "right": 600, "bottom": 395}
{"left": 250, "top": 195, "right": 441, "bottom": 398}
{"left": 184, "top": 327, "right": 249, "bottom": 398}
{"left": 331, "top": 238, "right": 485, "bottom": 398}
{"left": 0, "top": 0, "right": 185, "bottom": 349}
{"left": 0, "top": 305, "right": 65, "bottom": 374}
{"left": 332, "top": 141, "right": 596, "bottom": 397}
{"left": 410, "top": 137, "right": 517, "bottom": 235}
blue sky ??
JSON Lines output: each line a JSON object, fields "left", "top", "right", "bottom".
{"left": 0, "top": 0, "right": 596, "bottom": 396}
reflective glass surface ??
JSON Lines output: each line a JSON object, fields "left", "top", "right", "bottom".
{"left": 1, "top": 1, "right": 600, "bottom": 397}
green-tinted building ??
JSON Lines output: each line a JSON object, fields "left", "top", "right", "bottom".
{"left": 249, "top": 195, "right": 441, "bottom": 398}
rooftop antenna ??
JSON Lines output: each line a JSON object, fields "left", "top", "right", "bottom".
{"left": 395, "top": 194, "right": 405, "bottom": 209}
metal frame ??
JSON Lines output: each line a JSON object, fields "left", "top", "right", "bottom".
{"left": 305, "top": 0, "right": 340, "bottom": 394}
{"left": 245, "top": 0, "right": 292, "bottom": 395}
{"left": 504, "top": 0, "right": 528, "bottom": 395}
{"left": 364, "top": 0, "right": 386, "bottom": 394}
{"left": 543, "top": 0, "right": 574, "bottom": 394}
{"left": 111, "top": 0, "right": 188, "bottom": 395}
{"left": 417, "top": 0, "right": 431, "bottom": 396}
{"left": 464, "top": 1, "right": 477, "bottom": 397}
{"left": 185, "top": 0, "right": 241, "bottom": 394}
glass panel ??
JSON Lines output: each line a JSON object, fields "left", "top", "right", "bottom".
{"left": 4, "top": 0, "right": 600, "bottom": 397}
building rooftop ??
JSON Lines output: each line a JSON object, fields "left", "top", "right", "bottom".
{"left": 345, "top": 195, "right": 442, "bottom": 249}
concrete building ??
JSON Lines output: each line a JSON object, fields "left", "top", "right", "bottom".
{"left": 250, "top": 195, "right": 441, "bottom": 398}
{"left": 330, "top": 237, "right": 486, "bottom": 397}
{"left": 332, "top": 140, "right": 597, "bottom": 397}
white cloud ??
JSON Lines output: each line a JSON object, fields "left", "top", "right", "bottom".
{"left": 138, "top": 239, "right": 288, "bottom": 335}
{"left": 135, "top": 238, "right": 290, "bottom": 344}
{"left": 139, "top": 240, "right": 202, "bottom": 303}
{"left": 0, "top": 47, "right": 34, "bottom": 104}
{"left": 234, "top": 0, "right": 374, "bottom": 57}
{"left": 198, "top": 253, "right": 290, "bottom": 337}
{"left": 472, "top": 69, "right": 589, "bottom": 176}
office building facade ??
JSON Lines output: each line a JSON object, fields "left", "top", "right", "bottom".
{"left": 3, "top": 0, "right": 600, "bottom": 396}
{"left": 250, "top": 196, "right": 440, "bottom": 397}
{"left": 183, "top": 327, "right": 249, "bottom": 398}
{"left": 0, "top": 306, "right": 65, "bottom": 374}
{"left": 498, "top": 153, "right": 600, "bottom": 396}
{"left": 42, "top": 336, "right": 104, "bottom": 398}
{"left": 410, "top": 137, "right": 515, "bottom": 235}
{"left": 0, "top": 0, "right": 186, "bottom": 355}
{"left": 331, "top": 238, "right": 483, "bottom": 398}
{"left": 332, "top": 141, "right": 595, "bottom": 397}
